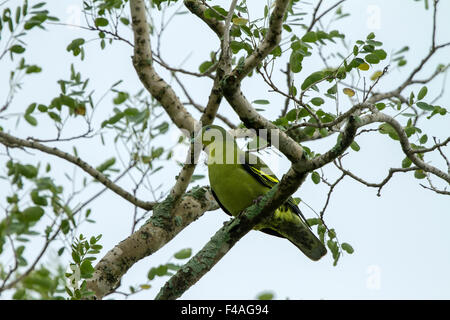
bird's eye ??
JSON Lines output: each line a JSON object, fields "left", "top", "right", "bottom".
{"left": 205, "top": 127, "right": 211, "bottom": 131}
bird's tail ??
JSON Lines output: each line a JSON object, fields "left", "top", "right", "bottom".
{"left": 269, "top": 209, "right": 327, "bottom": 261}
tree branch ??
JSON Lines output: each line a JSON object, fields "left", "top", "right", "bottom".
{"left": 130, "top": 0, "right": 196, "bottom": 134}
{"left": 0, "top": 131, "right": 156, "bottom": 210}
{"left": 357, "top": 112, "right": 450, "bottom": 184}
{"left": 86, "top": 186, "right": 218, "bottom": 299}
{"left": 184, "top": 0, "right": 225, "bottom": 37}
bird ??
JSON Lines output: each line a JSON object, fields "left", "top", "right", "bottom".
{"left": 196, "top": 124, "right": 327, "bottom": 261}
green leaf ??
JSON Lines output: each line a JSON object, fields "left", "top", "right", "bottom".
{"left": 20, "top": 206, "right": 44, "bottom": 223}
{"left": 341, "top": 242, "right": 354, "bottom": 254}
{"left": 350, "top": 140, "right": 360, "bottom": 151}
{"left": 376, "top": 103, "right": 386, "bottom": 110}
{"left": 147, "top": 265, "right": 169, "bottom": 280}
{"left": 30, "top": 190, "right": 47, "bottom": 206}
{"left": 289, "top": 50, "right": 303, "bottom": 73}
{"left": 419, "top": 134, "right": 428, "bottom": 144}
{"left": 311, "top": 171, "right": 320, "bottom": 184}
{"left": 310, "top": 97, "right": 324, "bottom": 106}
{"left": 301, "top": 71, "right": 325, "bottom": 90}
{"left": 119, "top": 17, "right": 129, "bottom": 25}
{"left": 416, "top": 102, "right": 434, "bottom": 111}
{"left": 198, "top": 61, "right": 213, "bottom": 73}
{"left": 402, "top": 157, "right": 412, "bottom": 168}
{"left": 367, "top": 32, "right": 375, "bottom": 40}
{"left": 94, "top": 17, "right": 108, "bottom": 27}
{"left": 327, "top": 84, "right": 337, "bottom": 95}
{"left": 414, "top": 170, "right": 427, "bottom": 179}
{"left": 257, "top": 292, "right": 274, "bottom": 300}
{"left": 25, "top": 103, "right": 36, "bottom": 115}
{"left": 25, "top": 65, "right": 42, "bottom": 74}
{"left": 417, "top": 86, "right": 428, "bottom": 100}
{"left": 80, "top": 260, "right": 95, "bottom": 277}
{"left": 10, "top": 44, "right": 26, "bottom": 54}
{"left": 95, "top": 158, "right": 116, "bottom": 172}
{"left": 302, "top": 31, "right": 317, "bottom": 43}
{"left": 373, "top": 49, "right": 387, "bottom": 60}
{"left": 379, "top": 123, "right": 399, "bottom": 140}
{"left": 307, "top": 218, "right": 321, "bottom": 226}
{"left": 24, "top": 114, "right": 37, "bottom": 126}
{"left": 174, "top": 248, "right": 192, "bottom": 259}
{"left": 365, "top": 53, "right": 380, "bottom": 64}
{"left": 113, "top": 91, "right": 129, "bottom": 105}
{"left": 61, "top": 219, "right": 70, "bottom": 234}
{"left": 252, "top": 99, "right": 270, "bottom": 105}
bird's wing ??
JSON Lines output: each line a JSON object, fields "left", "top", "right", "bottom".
{"left": 210, "top": 187, "right": 284, "bottom": 238}
{"left": 240, "top": 151, "right": 311, "bottom": 228}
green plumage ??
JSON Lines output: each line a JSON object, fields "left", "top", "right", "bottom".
{"left": 199, "top": 125, "right": 326, "bottom": 261}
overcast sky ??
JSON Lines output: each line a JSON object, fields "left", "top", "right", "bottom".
{"left": 1, "top": 0, "right": 449, "bottom": 300}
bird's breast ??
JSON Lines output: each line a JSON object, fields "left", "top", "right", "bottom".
{"left": 208, "top": 163, "right": 267, "bottom": 216}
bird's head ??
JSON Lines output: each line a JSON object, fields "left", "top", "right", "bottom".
{"left": 193, "top": 124, "right": 234, "bottom": 149}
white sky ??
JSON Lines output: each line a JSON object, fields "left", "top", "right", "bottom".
{"left": 1, "top": 0, "right": 449, "bottom": 300}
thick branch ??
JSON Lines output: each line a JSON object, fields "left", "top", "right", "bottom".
{"left": 130, "top": 0, "right": 196, "bottom": 134}
{"left": 184, "top": 0, "right": 225, "bottom": 38}
{"left": 86, "top": 186, "right": 218, "bottom": 299}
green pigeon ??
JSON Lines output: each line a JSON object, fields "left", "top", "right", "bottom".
{"left": 196, "top": 125, "right": 327, "bottom": 261}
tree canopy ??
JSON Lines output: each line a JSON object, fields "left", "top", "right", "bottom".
{"left": 0, "top": 0, "right": 449, "bottom": 300}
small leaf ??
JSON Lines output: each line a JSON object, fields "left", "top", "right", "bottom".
{"left": 119, "top": 17, "right": 129, "bottom": 25}
{"left": 94, "top": 17, "right": 108, "bottom": 27}
{"left": 402, "top": 157, "right": 412, "bottom": 168}
{"left": 358, "top": 63, "right": 370, "bottom": 71}
{"left": 257, "top": 292, "right": 274, "bottom": 300}
{"left": 252, "top": 99, "right": 270, "bottom": 105}
{"left": 365, "top": 53, "right": 380, "bottom": 64}
{"left": 373, "top": 49, "right": 387, "bottom": 60}
{"left": 350, "top": 140, "right": 360, "bottom": 151}
{"left": 343, "top": 88, "right": 355, "bottom": 97}
{"left": 289, "top": 50, "right": 303, "bottom": 73}
{"left": 198, "top": 61, "right": 213, "bottom": 73}
{"left": 419, "top": 134, "right": 428, "bottom": 144}
{"left": 21, "top": 206, "right": 44, "bottom": 223}
{"left": 417, "top": 86, "right": 428, "bottom": 100}
{"left": 301, "top": 71, "right": 325, "bottom": 90}
{"left": 414, "top": 170, "right": 427, "bottom": 179}
{"left": 24, "top": 114, "right": 37, "bottom": 126}
{"left": 174, "top": 248, "right": 192, "bottom": 259}
{"left": 10, "top": 44, "right": 25, "bottom": 54}
{"left": 416, "top": 102, "right": 434, "bottom": 111}
{"left": 341, "top": 243, "right": 354, "bottom": 254}
{"left": 80, "top": 260, "right": 95, "bottom": 277}
{"left": 370, "top": 70, "right": 383, "bottom": 81}
{"left": 232, "top": 17, "right": 247, "bottom": 25}
{"left": 310, "top": 97, "right": 324, "bottom": 106}
{"left": 302, "top": 31, "right": 317, "bottom": 43}
{"left": 311, "top": 171, "right": 320, "bottom": 184}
